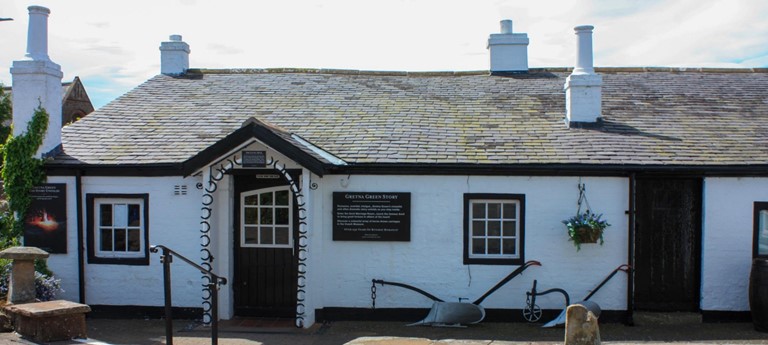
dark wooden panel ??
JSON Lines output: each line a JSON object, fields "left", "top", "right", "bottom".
{"left": 233, "top": 172, "right": 299, "bottom": 318}
{"left": 634, "top": 177, "right": 702, "bottom": 311}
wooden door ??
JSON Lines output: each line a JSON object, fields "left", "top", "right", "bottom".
{"left": 634, "top": 177, "right": 702, "bottom": 311}
{"left": 233, "top": 172, "right": 298, "bottom": 317}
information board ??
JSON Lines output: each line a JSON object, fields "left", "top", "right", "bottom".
{"left": 242, "top": 151, "right": 267, "bottom": 168}
{"left": 332, "top": 192, "right": 410, "bottom": 241}
{"left": 23, "top": 183, "right": 67, "bottom": 253}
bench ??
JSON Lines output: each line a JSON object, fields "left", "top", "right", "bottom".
{"left": 3, "top": 300, "right": 91, "bottom": 342}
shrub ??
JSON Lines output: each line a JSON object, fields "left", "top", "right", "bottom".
{"left": 0, "top": 262, "right": 62, "bottom": 301}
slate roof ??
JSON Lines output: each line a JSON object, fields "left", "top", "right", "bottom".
{"left": 52, "top": 67, "right": 768, "bottom": 173}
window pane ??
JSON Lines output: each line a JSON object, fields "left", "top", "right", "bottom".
{"left": 503, "top": 238, "right": 517, "bottom": 255}
{"left": 114, "top": 229, "right": 127, "bottom": 252}
{"left": 127, "top": 229, "right": 141, "bottom": 251}
{"left": 100, "top": 204, "right": 112, "bottom": 226}
{"left": 503, "top": 221, "right": 517, "bottom": 237}
{"left": 487, "top": 239, "right": 501, "bottom": 254}
{"left": 275, "top": 227, "right": 289, "bottom": 245}
{"left": 472, "top": 239, "right": 485, "bottom": 255}
{"left": 488, "top": 203, "right": 501, "bottom": 218}
{"left": 472, "top": 203, "right": 485, "bottom": 219}
{"left": 128, "top": 204, "right": 141, "bottom": 226}
{"left": 244, "top": 227, "right": 258, "bottom": 244}
{"left": 275, "top": 191, "right": 289, "bottom": 205}
{"left": 100, "top": 228, "right": 112, "bottom": 251}
{"left": 260, "top": 208, "right": 273, "bottom": 224}
{"left": 472, "top": 221, "right": 485, "bottom": 236}
{"left": 488, "top": 221, "right": 501, "bottom": 236}
{"left": 244, "top": 195, "right": 258, "bottom": 206}
{"left": 503, "top": 203, "right": 517, "bottom": 219}
{"left": 276, "top": 208, "right": 289, "bottom": 225}
{"left": 260, "top": 227, "right": 273, "bottom": 245}
{"left": 114, "top": 204, "right": 128, "bottom": 227}
{"left": 260, "top": 192, "right": 273, "bottom": 206}
{"left": 244, "top": 208, "right": 258, "bottom": 224}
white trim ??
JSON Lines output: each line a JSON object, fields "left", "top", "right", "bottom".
{"left": 93, "top": 197, "right": 145, "bottom": 259}
{"left": 467, "top": 199, "right": 520, "bottom": 260}
{"left": 291, "top": 134, "right": 347, "bottom": 166}
{"left": 240, "top": 186, "right": 294, "bottom": 249}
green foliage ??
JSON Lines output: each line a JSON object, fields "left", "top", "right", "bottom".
{"left": 0, "top": 85, "right": 11, "bottom": 145}
{"left": 0, "top": 105, "right": 48, "bottom": 248}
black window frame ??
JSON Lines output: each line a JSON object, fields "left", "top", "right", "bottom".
{"left": 463, "top": 193, "right": 525, "bottom": 265}
{"left": 754, "top": 201, "right": 768, "bottom": 259}
{"left": 86, "top": 193, "right": 150, "bottom": 265}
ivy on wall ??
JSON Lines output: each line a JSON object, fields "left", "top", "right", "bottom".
{"left": 0, "top": 105, "right": 48, "bottom": 248}
{"left": 0, "top": 86, "right": 11, "bottom": 144}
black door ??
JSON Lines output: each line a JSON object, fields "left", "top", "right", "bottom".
{"left": 634, "top": 177, "right": 702, "bottom": 311}
{"left": 233, "top": 171, "right": 299, "bottom": 317}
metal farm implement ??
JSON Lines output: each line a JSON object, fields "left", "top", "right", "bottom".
{"left": 524, "top": 264, "right": 631, "bottom": 327}
{"left": 370, "top": 260, "right": 541, "bottom": 326}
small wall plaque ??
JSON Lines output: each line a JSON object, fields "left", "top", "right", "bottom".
{"left": 242, "top": 151, "right": 267, "bottom": 168}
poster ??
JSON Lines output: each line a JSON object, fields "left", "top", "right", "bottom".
{"left": 332, "top": 192, "right": 410, "bottom": 241}
{"left": 23, "top": 183, "right": 67, "bottom": 253}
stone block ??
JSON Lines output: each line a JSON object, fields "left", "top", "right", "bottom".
{"left": 4, "top": 300, "right": 90, "bottom": 342}
{"left": 564, "top": 303, "right": 600, "bottom": 345}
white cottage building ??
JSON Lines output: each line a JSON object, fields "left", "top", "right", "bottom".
{"left": 10, "top": 6, "right": 768, "bottom": 327}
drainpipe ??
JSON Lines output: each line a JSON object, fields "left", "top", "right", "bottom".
{"left": 76, "top": 171, "right": 85, "bottom": 303}
{"left": 626, "top": 173, "right": 636, "bottom": 326}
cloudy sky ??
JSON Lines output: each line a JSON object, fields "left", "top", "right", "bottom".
{"left": 1, "top": 0, "right": 767, "bottom": 108}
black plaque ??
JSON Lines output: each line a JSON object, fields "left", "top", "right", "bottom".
{"left": 24, "top": 183, "right": 67, "bottom": 253}
{"left": 242, "top": 151, "right": 266, "bottom": 168}
{"left": 333, "top": 192, "right": 410, "bottom": 241}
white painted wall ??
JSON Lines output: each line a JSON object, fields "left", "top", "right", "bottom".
{"left": 307, "top": 175, "right": 629, "bottom": 314}
{"left": 701, "top": 177, "right": 768, "bottom": 311}
{"left": 45, "top": 169, "right": 768, "bottom": 321}
{"left": 47, "top": 175, "right": 204, "bottom": 307}
{"left": 44, "top": 175, "right": 79, "bottom": 301}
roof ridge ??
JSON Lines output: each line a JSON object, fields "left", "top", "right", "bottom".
{"left": 187, "top": 67, "right": 768, "bottom": 76}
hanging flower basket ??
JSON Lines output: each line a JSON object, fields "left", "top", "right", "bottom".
{"left": 563, "top": 210, "right": 610, "bottom": 251}
{"left": 573, "top": 225, "right": 603, "bottom": 243}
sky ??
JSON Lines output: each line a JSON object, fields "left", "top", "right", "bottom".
{"left": 1, "top": 0, "right": 767, "bottom": 109}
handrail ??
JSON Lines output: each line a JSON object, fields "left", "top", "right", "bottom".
{"left": 150, "top": 245, "right": 228, "bottom": 345}
{"left": 151, "top": 245, "right": 227, "bottom": 285}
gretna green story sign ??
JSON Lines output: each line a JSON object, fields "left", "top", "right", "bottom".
{"left": 332, "top": 192, "right": 411, "bottom": 241}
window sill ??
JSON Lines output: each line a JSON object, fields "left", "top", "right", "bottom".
{"left": 464, "top": 257, "right": 524, "bottom": 266}
{"left": 87, "top": 256, "right": 149, "bottom": 266}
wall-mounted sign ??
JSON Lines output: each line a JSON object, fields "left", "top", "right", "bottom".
{"left": 242, "top": 151, "right": 267, "bottom": 168}
{"left": 24, "top": 183, "right": 67, "bottom": 254}
{"left": 332, "top": 192, "right": 410, "bottom": 241}
{"left": 256, "top": 174, "right": 281, "bottom": 179}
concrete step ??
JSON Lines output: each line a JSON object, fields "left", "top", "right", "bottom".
{"left": 632, "top": 311, "right": 702, "bottom": 325}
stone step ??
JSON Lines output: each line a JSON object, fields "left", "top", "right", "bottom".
{"left": 632, "top": 311, "right": 702, "bottom": 325}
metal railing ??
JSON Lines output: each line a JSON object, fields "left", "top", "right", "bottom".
{"left": 150, "top": 245, "right": 228, "bottom": 345}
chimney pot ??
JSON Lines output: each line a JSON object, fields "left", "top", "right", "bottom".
{"left": 487, "top": 19, "right": 529, "bottom": 74}
{"left": 25, "top": 5, "right": 51, "bottom": 61}
{"left": 170, "top": 34, "right": 182, "bottom": 42}
{"left": 573, "top": 25, "right": 595, "bottom": 75}
{"left": 500, "top": 20, "right": 513, "bottom": 34}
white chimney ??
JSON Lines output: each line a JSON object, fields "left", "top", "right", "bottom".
{"left": 160, "top": 34, "right": 190, "bottom": 75}
{"left": 487, "top": 19, "right": 529, "bottom": 74}
{"left": 564, "top": 25, "right": 602, "bottom": 126}
{"left": 10, "top": 5, "right": 63, "bottom": 157}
